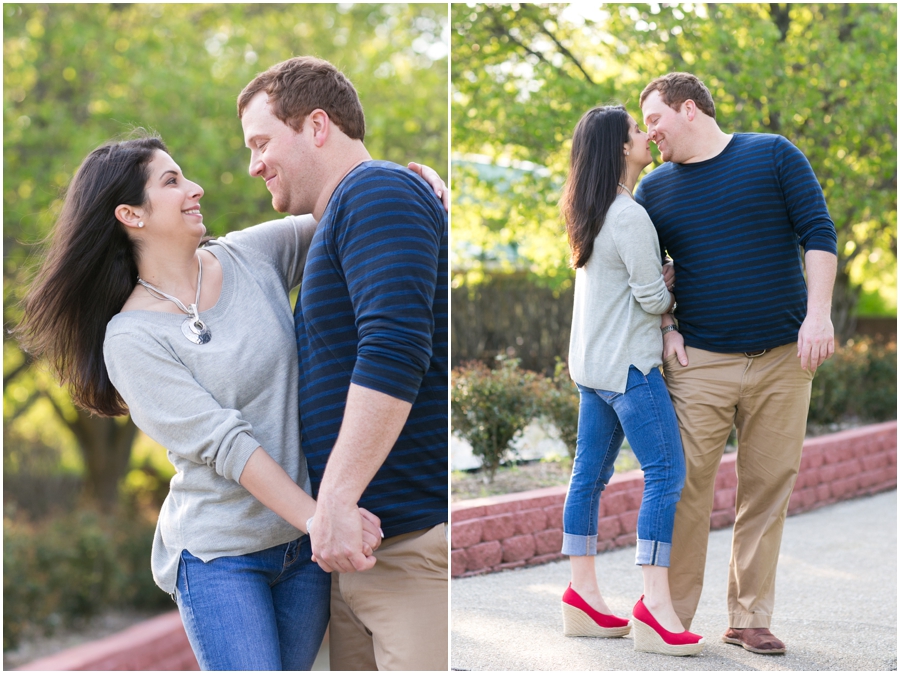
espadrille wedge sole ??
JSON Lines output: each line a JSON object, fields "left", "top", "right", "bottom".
{"left": 631, "top": 616, "right": 705, "bottom": 656}
{"left": 562, "top": 602, "right": 632, "bottom": 638}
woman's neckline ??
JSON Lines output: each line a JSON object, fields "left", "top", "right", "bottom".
{"left": 117, "top": 246, "right": 227, "bottom": 318}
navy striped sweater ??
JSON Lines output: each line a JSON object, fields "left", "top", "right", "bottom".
{"left": 635, "top": 133, "right": 837, "bottom": 353}
{"left": 295, "top": 161, "right": 448, "bottom": 538}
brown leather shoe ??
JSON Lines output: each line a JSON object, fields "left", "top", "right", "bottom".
{"left": 722, "top": 627, "right": 786, "bottom": 654}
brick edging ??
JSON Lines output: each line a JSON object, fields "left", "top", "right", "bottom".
{"left": 14, "top": 611, "right": 198, "bottom": 671}
{"left": 451, "top": 421, "right": 897, "bottom": 577}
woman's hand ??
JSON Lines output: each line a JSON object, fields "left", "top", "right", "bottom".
{"left": 359, "top": 507, "right": 384, "bottom": 555}
{"left": 663, "top": 258, "right": 675, "bottom": 291}
{"left": 408, "top": 162, "right": 449, "bottom": 212}
{"left": 663, "top": 328, "right": 688, "bottom": 367}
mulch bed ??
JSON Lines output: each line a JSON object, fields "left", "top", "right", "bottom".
{"left": 451, "top": 449, "right": 640, "bottom": 502}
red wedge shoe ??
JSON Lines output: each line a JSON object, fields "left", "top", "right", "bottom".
{"left": 631, "top": 596, "right": 705, "bottom": 656}
{"left": 561, "top": 584, "right": 631, "bottom": 637}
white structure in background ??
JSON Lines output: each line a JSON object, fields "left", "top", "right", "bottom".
{"left": 451, "top": 419, "right": 569, "bottom": 471}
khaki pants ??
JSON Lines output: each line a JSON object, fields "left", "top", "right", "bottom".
{"left": 329, "top": 523, "right": 448, "bottom": 671}
{"left": 663, "top": 343, "right": 813, "bottom": 629}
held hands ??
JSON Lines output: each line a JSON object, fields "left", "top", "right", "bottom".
{"left": 359, "top": 507, "right": 383, "bottom": 554}
{"left": 308, "top": 504, "right": 383, "bottom": 573}
{"left": 797, "top": 311, "right": 835, "bottom": 373}
{"left": 408, "top": 162, "right": 449, "bottom": 211}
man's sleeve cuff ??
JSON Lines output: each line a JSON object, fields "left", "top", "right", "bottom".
{"left": 350, "top": 355, "right": 426, "bottom": 403}
{"left": 803, "top": 236, "right": 838, "bottom": 256}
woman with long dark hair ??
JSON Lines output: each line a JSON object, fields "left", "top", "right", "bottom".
{"left": 17, "top": 134, "right": 444, "bottom": 670}
{"left": 557, "top": 106, "right": 704, "bottom": 656}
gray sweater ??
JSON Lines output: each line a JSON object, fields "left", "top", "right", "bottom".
{"left": 104, "top": 215, "right": 317, "bottom": 593}
{"left": 568, "top": 195, "right": 672, "bottom": 393}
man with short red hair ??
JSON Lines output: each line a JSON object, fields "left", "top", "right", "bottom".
{"left": 636, "top": 71, "right": 837, "bottom": 655}
{"left": 239, "top": 56, "right": 449, "bottom": 671}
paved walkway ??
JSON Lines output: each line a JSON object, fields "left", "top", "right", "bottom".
{"left": 451, "top": 490, "right": 897, "bottom": 671}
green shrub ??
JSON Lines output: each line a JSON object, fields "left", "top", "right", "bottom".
{"left": 532, "top": 361, "right": 643, "bottom": 471}
{"left": 451, "top": 357, "right": 543, "bottom": 481}
{"left": 3, "top": 506, "right": 170, "bottom": 651}
{"left": 537, "top": 359, "right": 580, "bottom": 460}
{"left": 809, "top": 338, "right": 897, "bottom": 425}
{"left": 451, "top": 339, "right": 896, "bottom": 489}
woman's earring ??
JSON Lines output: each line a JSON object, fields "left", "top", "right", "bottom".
{"left": 624, "top": 151, "right": 630, "bottom": 156}
{"left": 138, "top": 221, "right": 144, "bottom": 228}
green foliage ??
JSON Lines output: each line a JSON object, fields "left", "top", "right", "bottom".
{"left": 452, "top": 342, "right": 896, "bottom": 485}
{"left": 452, "top": 3, "right": 897, "bottom": 321}
{"left": 3, "top": 3, "right": 447, "bottom": 501}
{"left": 808, "top": 338, "right": 897, "bottom": 425}
{"left": 451, "top": 357, "right": 543, "bottom": 481}
{"left": 4, "top": 4, "right": 447, "bottom": 253}
{"left": 537, "top": 359, "right": 580, "bottom": 460}
{"left": 3, "top": 506, "right": 168, "bottom": 651}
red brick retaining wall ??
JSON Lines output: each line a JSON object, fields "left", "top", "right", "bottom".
{"left": 15, "top": 611, "right": 197, "bottom": 671}
{"left": 451, "top": 421, "right": 897, "bottom": 578}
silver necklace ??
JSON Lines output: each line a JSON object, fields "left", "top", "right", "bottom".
{"left": 618, "top": 182, "right": 634, "bottom": 199}
{"left": 137, "top": 256, "right": 211, "bottom": 344}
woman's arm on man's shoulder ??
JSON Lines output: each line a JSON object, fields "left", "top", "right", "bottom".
{"left": 216, "top": 214, "right": 319, "bottom": 289}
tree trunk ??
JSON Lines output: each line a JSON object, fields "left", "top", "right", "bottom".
{"left": 68, "top": 412, "right": 139, "bottom": 509}
{"left": 7, "top": 354, "right": 142, "bottom": 511}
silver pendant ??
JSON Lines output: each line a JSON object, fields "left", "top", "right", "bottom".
{"left": 181, "top": 316, "right": 211, "bottom": 344}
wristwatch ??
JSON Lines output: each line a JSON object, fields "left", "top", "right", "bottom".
{"left": 661, "top": 324, "right": 677, "bottom": 336}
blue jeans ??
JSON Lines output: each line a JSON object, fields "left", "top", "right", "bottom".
{"left": 562, "top": 366, "right": 685, "bottom": 567}
{"left": 174, "top": 536, "right": 330, "bottom": 671}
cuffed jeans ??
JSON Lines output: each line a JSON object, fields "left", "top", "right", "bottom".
{"left": 174, "top": 536, "right": 330, "bottom": 671}
{"left": 562, "top": 365, "right": 685, "bottom": 567}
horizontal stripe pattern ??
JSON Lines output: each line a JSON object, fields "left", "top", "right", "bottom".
{"left": 635, "top": 133, "right": 837, "bottom": 353}
{"left": 296, "top": 161, "right": 448, "bottom": 537}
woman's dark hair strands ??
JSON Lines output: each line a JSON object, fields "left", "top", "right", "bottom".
{"left": 559, "top": 105, "right": 631, "bottom": 269}
{"left": 16, "top": 134, "right": 167, "bottom": 417}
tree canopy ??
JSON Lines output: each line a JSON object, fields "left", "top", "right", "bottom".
{"left": 3, "top": 3, "right": 448, "bottom": 505}
{"left": 451, "top": 3, "right": 896, "bottom": 327}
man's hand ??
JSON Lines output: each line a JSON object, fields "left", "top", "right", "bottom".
{"left": 664, "top": 328, "right": 689, "bottom": 367}
{"left": 312, "top": 384, "right": 412, "bottom": 572}
{"left": 310, "top": 507, "right": 383, "bottom": 563}
{"left": 797, "top": 310, "right": 834, "bottom": 373}
{"left": 662, "top": 259, "right": 675, "bottom": 291}
{"left": 799, "top": 250, "right": 837, "bottom": 373}
{"left": 309, "top": 502, "right": 376, "bottom": 574}
{"left": 408, "top": 162, "right": 449, "bottom": 211}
